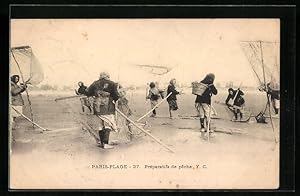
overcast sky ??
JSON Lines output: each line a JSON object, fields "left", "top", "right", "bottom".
{"left": 10, "top": 19, "right": 280, "bottom": 88}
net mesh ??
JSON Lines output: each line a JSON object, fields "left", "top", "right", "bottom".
{"left": 10, "top": 46, "right": 44, "bottom": 85}
{"left": 58, "top": 95, "right": 145, "bottom": 144}
{"left": 135, "top": 65, "right": 172, "bottom": 76}
{"left": 240, "top": 41, "right": 280, "bottom": 88}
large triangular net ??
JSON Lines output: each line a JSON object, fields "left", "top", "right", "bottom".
{"left": 240, "top": 41, "right": 280, "bottom": 89}
{"left": 10, "top": 46, "right": 44, "bottom": 85}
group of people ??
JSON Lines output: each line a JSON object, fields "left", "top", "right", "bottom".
{"left": 145, "top": 74, "right": 218, "bottom": 134}
{"left": 10, "top": 71, "right": 280, "bottom": 150}
{"left": 145, "top": 79, "right": 182, "bottom": 119}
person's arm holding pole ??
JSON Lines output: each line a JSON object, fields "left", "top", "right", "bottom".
{"left": 137, "top": 92, "right": 172, "bottom": 122}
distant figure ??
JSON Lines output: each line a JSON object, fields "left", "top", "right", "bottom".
{"left": 167, "top": 78, "right": 181, "bottom": 119}
{"left": 10, "top": 75, "right": 27, "bottom": 130}
{"left": 195, "top": 73, "right": 218, "bottom": 132}
{"left": 75, "top": 81, "right": 92, "bottom": 113}
{"left": 146, "top": 82, "right": 161, "bottom": 117}
{"left": 225, "top": 88, "right": 245, "bottom": 121}
{"left": 86, "top": 72, "right": 119, "bottom": 149}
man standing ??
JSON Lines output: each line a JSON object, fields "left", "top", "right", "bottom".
{"left": 86, "top": 72, "right": 119, "bottom": 149}
{"left": 10, "top": 75, "right": 27, "bottom": 130}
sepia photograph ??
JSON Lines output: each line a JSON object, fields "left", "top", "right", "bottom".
{"left": 9, "top": 19, "right": 280, "bottom": 189}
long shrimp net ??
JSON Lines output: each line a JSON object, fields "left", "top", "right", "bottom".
{"left": 57, "top": 94, "right": 148, "bottom": 145}
{"left": 10, "top": 46, "right": 44, "bottom": 126}
{"left": 10, "top": 46, "right": 44, "bottom": 85}
{"left": 240, "top": 41, "right": 280, "bottom": 89}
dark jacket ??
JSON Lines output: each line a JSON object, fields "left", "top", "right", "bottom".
{"left": 167, "top": 84, "right": 180, "bottom": 101}
{"left": 267, "top": 83, "right": 280, "bottom": 100}
{"left": 11, "top": 82, "right": 26, "bottom": 106}
{"left": 86, "top": 78, "right": 119, "bottom": 115}
{"left": 225, "top": 89, "right": 245, "bottom": 107}
{"left": 195, "top": 76, "right": 218, "bottom": 104}
{"left": 147, "top": 87, "right": 160, "bottom": 101}
{"left": 76, "top": 85, "right": 88, "bottom": 95}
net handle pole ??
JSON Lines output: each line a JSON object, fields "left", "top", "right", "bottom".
{"left": 10, "top": 49, "right": 35, "bottom": 128}
{"left": 259, "top": 41, "right": 277, "bottom": 143}
{"left": 137, "top": 92, "right": 172, "bottom": 122}
{"left": 114, "top": 105, "right": 175, "bottom": 153}
{"left": 11, "top": 106, "right": 47, "bottom": 132}
{"left": 206, "top": 96, "right": 213, "bottom": 142}
{"left": 55, "top": 95, "right": 87, "bottom": 102}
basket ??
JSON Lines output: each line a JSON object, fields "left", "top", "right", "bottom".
{"left": 192, "top": 82, "right": 208, "bottom": 96}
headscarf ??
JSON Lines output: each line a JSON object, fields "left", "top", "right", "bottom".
{"left": 149, "top": 82, "right": 156, "bottom": 88}
{"left": 228, "top": 88, "right": 234, "bottom": 93}
{"left": 201, "top": 73, "right": 215, "bottom": 84}
{"left": 11, "top": 75, "right": 19, "bottom": 83}
{"left": 78, "top": 81, "right": 83, "bottom": 86}
{"left": 170, "top": 78, "right": 176, "bottom": 85}
{"left": 99, "top": 72, "right": 110, "bottom": 80}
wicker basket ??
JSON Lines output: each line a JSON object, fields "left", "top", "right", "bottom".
{"left": 192, "top": 82, "right": 208, "bottom": 96}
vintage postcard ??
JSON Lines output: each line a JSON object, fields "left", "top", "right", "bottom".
{"left": 9, "top": 19, "right": 280, "bottom": 189}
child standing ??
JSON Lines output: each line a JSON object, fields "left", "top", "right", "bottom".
{"left": 75, "top": 81, "right": 92, "bottom": 113}
{"left": 146, "top": 82, "right": 161, "bottom": 117}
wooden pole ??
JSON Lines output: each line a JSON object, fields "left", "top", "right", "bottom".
{"left": 11, "top": 106, "right": 48, "bottom": 132}
{"left": 115, "top": 106, "right": 175, "bottom": 153}
{"left": 259, "top": 41, "right": 277, "bottom": 143}
{"left": 137, "top": 92, "right": 172, "bottom": 122}
{"left": 11, "top": 49, "right": 35, "bottom": 128}
{"left": 206, "top": 102, "right": 212, "bottom": 142}
{"left": 55, "top": 95, "right": 87, "bottom": 102}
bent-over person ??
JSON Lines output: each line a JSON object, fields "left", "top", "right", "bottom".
{"left": 225, "top": 88, "right": 245, "bottom": 121}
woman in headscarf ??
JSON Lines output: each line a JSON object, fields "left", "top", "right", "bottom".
{"left": 167, "top": 78, "right": 181, "bottom": 119}
{"left": 10, "top": 75, "right": 27, "bottom": 130}
{"left": 195, "top": 73, "right": 218, "bottom": 132}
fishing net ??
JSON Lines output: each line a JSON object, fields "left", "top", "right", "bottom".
{"left": 10, "top": 46, "right": 44, "bottom": 85}
{"left": 57, "top": 92, "right": 147, "bottom": 145}
{"left": 135, "top": 64, "right": 173, "bottom": 76}
{"left": 240, "top": 41, "right": 280, "bottom": 89}
{"left": 10, "top": 46, "right": 44, "bottom": 126}
{"left": 241, "top": 41, "right": 280, "bottom": 142}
